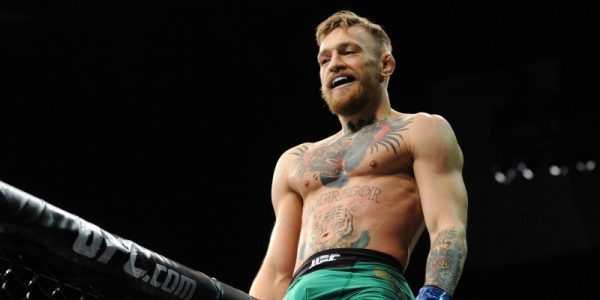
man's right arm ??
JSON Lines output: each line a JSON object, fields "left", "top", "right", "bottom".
{"left": 250, "top": 152, "right": 302, "bottom": 300}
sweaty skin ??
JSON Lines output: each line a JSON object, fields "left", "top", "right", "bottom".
{"left": 291, "top": 115, "right": 423, "bottom": 270}
{"left": 250, "top": 22, "right": 467, "bottom": 300}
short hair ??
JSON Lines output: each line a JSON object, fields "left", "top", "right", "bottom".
{"left": 316, "top": 10, "right": 392, "bottom": 53}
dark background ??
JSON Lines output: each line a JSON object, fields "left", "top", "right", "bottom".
{"left": 2, "top": 0, "right": 599, "bottom": 298}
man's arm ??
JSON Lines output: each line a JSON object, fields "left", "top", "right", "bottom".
{"left": 412, "top": 114, "right": 468, "bottom": 297}
{"left": 250, "top": 152, "right": 302, "bottom": 300}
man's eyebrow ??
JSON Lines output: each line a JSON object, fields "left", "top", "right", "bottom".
{"left": 318, "top": 42, "right": 358, "bottom": 58}
{"left": 317, "top": 48, "right": 330, "bottom": 59}
{"left": 337, "top": 42, "right": 357, "bottom": 49}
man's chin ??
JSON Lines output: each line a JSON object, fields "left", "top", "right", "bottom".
{"left": 327, "top": 99, "right": 365, "bottom": 116}
{"left": 324, "top": 95, "right": 348, "bottom": 114}
{"left": 325, "top": 89, "right": 350, "bottom": 104}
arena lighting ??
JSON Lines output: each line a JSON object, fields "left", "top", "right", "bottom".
{"left": 522, "top": 168, "right": 534, "bottom": 180}
{"left": 586, "top": 160, "right": 596, "bottom": 171}
{"left": 549, "top": 165, "right": 561, "bottom": 176}
{"left": 495, "top": 159, "right": 597, "bottom": 185}
{"left": 574, "top": 160, "right": 596, "bottom": 172}
{"left": 494, "top": 171, "right": 507, "bottom": 184}
{"left": 493, "top": 166, "right": 518, "bottom": 185}
{"left": 517, "top": 162, "right": 534, "bottom": 180}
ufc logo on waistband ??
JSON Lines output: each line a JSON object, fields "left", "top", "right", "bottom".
{"left": 309, "top": 253, "right": 341, "bottom": 269}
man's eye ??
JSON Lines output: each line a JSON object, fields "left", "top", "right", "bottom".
{"left": 320, "top": 59, "right": 330, "bottom": 66}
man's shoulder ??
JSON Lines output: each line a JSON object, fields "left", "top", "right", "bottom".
{"left": 275, "top": 142, "right": 314, "bottom": 166}
{"left": 282, "top": 142, "right": 313, "bottom": 156}
{"left": 280, "top": 132, "right": 343, "bottom": 156}
{"left": 390, "top": 111, "right": 457, "bottom": 151}
{"left": 404, "top": 112, "right": 461, "bottom": 159}
{"left": 276, "top": 131, "right": 343, "bottom": 166}
{"left": 392, "top": 111, "right": 453, "bottom": 133}
{"left": 393, "top": 111, "right": 448, "bottom": 124}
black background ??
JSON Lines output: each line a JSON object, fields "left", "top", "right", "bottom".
{"left": 2, "top": 0, "right": 599, "bottom": 298}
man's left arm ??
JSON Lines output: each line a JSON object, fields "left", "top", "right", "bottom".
{"left": 412, "top": 114, "right": 468, "bottom": 298}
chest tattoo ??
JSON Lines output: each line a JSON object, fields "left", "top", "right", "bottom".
{"left": 293, "top": 117, "right": 413, "bottom": 187}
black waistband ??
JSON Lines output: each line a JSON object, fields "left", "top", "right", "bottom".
{"left": 291, "top": 248, "right": 403, "bottom": 282}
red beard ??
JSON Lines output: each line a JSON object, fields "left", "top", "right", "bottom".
{"left": 321, "top": 70, "right": 382, "bottom": 116}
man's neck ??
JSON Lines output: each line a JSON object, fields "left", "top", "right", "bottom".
{"left": 345, "top": 116, "right": 376, "bottom": 133}
{"left": 338, "top": 96, "right": 392, "bottom": 134}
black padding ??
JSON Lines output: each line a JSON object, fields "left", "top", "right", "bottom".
{"left": 0, "top": 180, "right": 255, "bottom": 300}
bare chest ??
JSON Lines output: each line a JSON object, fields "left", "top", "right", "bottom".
{"left": 290, "top": 118, "right": 414, "bottom": 195}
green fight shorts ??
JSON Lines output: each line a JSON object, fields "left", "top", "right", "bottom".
{"left": 283, "top": 248, "right": 415, "bottom": 300}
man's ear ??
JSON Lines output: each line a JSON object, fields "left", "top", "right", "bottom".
{"left": 381, "top": 53, "right": 395, "bottom": 77}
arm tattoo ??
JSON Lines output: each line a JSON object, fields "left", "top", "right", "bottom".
{"left": 424, "top": 228, "right": 466, "bottom": 294}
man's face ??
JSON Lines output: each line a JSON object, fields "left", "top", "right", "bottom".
{"left": 318, "top": 26, "right": 383, "bottom": 116}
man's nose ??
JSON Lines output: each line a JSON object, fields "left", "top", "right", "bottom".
{"left": 328, "top": 53, "right": 346, "bottom": 72}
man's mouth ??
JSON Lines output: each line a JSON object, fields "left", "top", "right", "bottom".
{"left": 330, "top": 75, "right": 356, "bottom": 89}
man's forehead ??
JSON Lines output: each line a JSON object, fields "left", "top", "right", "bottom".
{"left": 318, "top": 26, "right": 371, "bottom": 53}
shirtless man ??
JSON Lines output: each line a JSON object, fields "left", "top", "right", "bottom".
{"left": 250, "top": 10, "right": 468, "bottom": 300}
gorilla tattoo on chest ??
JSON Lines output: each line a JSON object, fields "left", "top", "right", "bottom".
{"left": 293, "top": 117, "right": 413, "bottom": 188}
